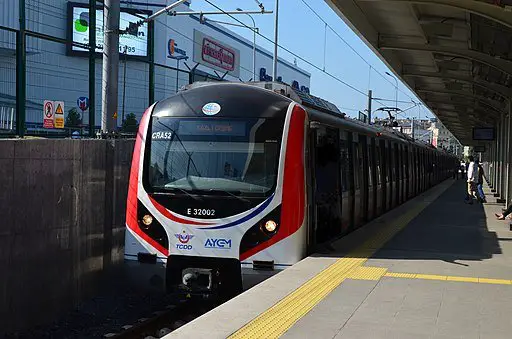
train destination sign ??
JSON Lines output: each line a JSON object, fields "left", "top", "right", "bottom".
{"left": 178, "top": 120, "right": 246, "bottom": 136}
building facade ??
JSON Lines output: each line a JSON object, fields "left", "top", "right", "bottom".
{"left": 0, "top": 0, "right": 310, "bottom": 133}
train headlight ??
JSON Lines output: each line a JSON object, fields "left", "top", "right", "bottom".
{"left": 142, "top": 214, "right": 153, "bottom": 226}
{"left": 263, "top": 220, "right": 278, "bottom": 233}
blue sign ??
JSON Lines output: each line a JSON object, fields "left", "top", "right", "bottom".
{"left": 77, "top": 97, "right": 89, "bottom": 111}
{"left": 259, "top": 68, "right": 309, "bottom": 93}
{"left": 205, "top": 238, "right": 232, "bottom": 249}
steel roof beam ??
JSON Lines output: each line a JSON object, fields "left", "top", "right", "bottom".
{"left": 379, "top": 41, "right": 512, "bottom": 77}
{"left": 358, "top": 0, "right": 512, "bottom": 29}
{"left": 416, "top": 88, "right": 506, "bottom": 114}
{"left": 403, "top": 70, "right": 512, "bottom": 99}
{"left": 423, "top": 98, "right": 500, "bottom": 117}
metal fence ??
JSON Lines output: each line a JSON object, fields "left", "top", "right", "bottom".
{"left": 0, "top": 0, "right": 223, "bottom": 138}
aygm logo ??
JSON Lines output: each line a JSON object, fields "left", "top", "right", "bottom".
{"left": 175, "top": 231, "right": 194, "bottom": 250}
{"left": 205, "top": 238, "right": 232, "bottom": 249}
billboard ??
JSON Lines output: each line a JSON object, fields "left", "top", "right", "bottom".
{"left": 67, "top": 2, "right": 150, "bottom": 58}
{"left": 193, "top": 30, "right": 240, "bottom": 77}
{"left": 472, "top": 127, "right": 495, "bottom": 141}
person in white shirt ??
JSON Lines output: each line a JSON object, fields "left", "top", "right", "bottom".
{"left": 466, "top": 156, "right": 478, "bottom": 204}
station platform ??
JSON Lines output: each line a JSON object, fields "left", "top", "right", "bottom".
{"left": 166, "top": 179, "right": 512, "bottom": 339}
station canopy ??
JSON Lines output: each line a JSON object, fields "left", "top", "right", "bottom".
{"left": 327, "top": 0, "right": 512, "bottom": 145}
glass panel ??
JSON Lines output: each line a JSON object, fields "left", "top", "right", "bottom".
{"left": 147, "top": 117, "right": 283, "bottom": 196}
{"left": 0, "top": 28, "right": 16, "bottom": 135}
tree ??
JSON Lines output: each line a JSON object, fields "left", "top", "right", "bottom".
{"left": 66, "top": 108, "right": 82, "bottom": 128}
{"left": 122, "top": 113, "right": 138, "bottom": 133}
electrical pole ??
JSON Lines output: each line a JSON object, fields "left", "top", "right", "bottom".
{"left": 411, "top": 117, "right": 415, "bottom": 140}
{"left": 367, "top": 89, "right": 372, "bottom": 124}
{"left": 272, "top": 0, "right": 279, "bottom": 81}
{"left": 101, "top": 0, "right": 120, "bottom": 134}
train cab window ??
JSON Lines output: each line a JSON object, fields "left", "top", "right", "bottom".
{"left": 146, "top": 117, "right": 283, "bottom": 197}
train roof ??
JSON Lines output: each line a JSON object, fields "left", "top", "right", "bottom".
{"left": 180, "top": 82, "right": 455, "bottom": 155}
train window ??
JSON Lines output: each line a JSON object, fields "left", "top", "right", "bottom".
{"left": 340, "top": 132, "right": 350, "bottom": 192}
{"left": 315, "top": 126, "right": 340, "bottom": 198}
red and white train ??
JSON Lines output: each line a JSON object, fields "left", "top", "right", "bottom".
{"left": 125, "top": 81, "right": 457, "bottom": 299}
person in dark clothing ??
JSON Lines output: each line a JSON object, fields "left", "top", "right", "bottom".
{"left": 495, "top": 204, "right": 512, "bottom": 220}
{"left": 476, "top": 160, "right": 486, "bottom": 203}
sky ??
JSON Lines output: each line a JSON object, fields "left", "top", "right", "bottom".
{"left": 188, "top": 0, "right": 435, "bottom": 121}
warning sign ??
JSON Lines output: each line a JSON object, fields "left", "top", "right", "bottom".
{"left": 54, "top": 101, "right": 65, "bottom": 129}
{"left": 43, "top": 100, "right": 54, "bottom": 129}
{"left": 55, "top": 103, "right": 64, "bottom": 115}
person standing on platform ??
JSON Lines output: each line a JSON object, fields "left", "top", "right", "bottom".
{"left": 476, "top": 160, "right": 487, "bottom": 203}
{"left": 465, "top": 156, "right": 477, "bottom": 204}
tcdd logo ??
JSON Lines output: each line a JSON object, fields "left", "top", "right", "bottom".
{"left": 175, "top": 231, "right": 194, "bottom": 250}
{"left": 205, "top": 238, "right": 232, "bottom": 249}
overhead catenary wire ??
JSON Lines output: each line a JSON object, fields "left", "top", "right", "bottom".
{"left": 201, "top": 0, "right": 382, "bottom": 101}
{"left": 297, "top": 0, "right": 417, "bottom": 103}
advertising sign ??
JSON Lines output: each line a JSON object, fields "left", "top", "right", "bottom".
{"left": 54, "top": 101, "right": 65, "bottom": 129}
{"left": 68, "top": 3, "right": 150, "bottom": 58}
{"left": 43, "top": 100, "right": 54, "bottom": 129}
{"left": 193, "top": 30, "right": 240, "bottom": 77}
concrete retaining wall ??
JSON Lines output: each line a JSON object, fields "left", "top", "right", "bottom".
{"left": 0, "top": 138, "right": 135, "bottom": 334}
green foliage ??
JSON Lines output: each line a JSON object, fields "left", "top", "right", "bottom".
{"left": 66, "top": 108, "right": 82, "bottom": 128}
{"left": 122, "top": 113, "right": 138, "bottom": 133}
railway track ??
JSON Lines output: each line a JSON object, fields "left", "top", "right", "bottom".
{"left": 104, "top": 299, "right": 216, "bottom": 339}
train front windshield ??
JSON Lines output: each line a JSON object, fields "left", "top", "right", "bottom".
{"left": 147, "top": 117, "right": 283, "bottom": 196}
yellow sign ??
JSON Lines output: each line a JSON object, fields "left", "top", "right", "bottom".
{"left": 54, "top": 117, "right": 64, "bottom": 129}
{"left": 55, "top": 104, "right": 64, "bottom": 114}
{"left": 113, "top": 111, "right": 118, "bottom": 119}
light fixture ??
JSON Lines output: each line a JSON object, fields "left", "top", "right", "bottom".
{"left": 264, "top": 220, "right": 277, "bottom": 233}
{"left": 142, "top": 214, "right": 153, "bottom": 226}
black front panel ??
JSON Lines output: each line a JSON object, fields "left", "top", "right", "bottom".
{"left": 150, "top": 193, "right": 265, "bottom": 219}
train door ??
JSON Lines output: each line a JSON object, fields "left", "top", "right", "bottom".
{"left": 360, "top": 135, "right": 370, "bottom": 223}
{"left": 375, "top": 140, "right": 383, "bottom": 216}
{"left": 386, "top": 141, "right": 393, "bottom": 210}
{"left": 379, "top": 139, "right": 387, "bottom": 213}
{"left": 312, "top": 126, "right": 343, "bottom": 244}
{"left": 347, "top": 132, "right": 356, "bottom": 230}
{"left": 405, "top": 145, "right": 410, "bottom": 199}
{"left": 369, "top": 137, "right": 377, "bottom": 220}
{"left": 339, "top": 130, "right": 352, "bottom": 232}
{"left": 353, "top": 134, "right": 363, "bottom": 228}
{"left": 393, "top": 143, "right": 400, "bottom": 206}
{"left": 400, "top": 145, "right": 406, "bottom": 203}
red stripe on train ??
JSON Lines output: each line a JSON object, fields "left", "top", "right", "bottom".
{"left": 240, "top": 104, "right": 306, "bottom": 261}
{"left": 125, "top": 106, "right": 169, "bottom": 257}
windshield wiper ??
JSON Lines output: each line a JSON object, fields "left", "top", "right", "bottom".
{"left": 208, "top": 189, "right": 251, "bottom": 203}
{"left": 157, "top": 187, "right": 201, "bottom": 200}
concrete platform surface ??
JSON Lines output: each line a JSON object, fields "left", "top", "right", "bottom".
{"left": 166, "top": 179, "right": 512, "bottom": 339}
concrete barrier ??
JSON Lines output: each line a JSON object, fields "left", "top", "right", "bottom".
{"left": 0, "top": 138, "right": 135, "bottom": 334}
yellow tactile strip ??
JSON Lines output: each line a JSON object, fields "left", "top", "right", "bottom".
{"left": 383, "top": 271, "right": 512, "bottom": 285}
{"left": 347, "top": 266, "right": 388, "bottom": 280}
{"left": 229, "top": 182, "right": 453, "bottom": 339}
